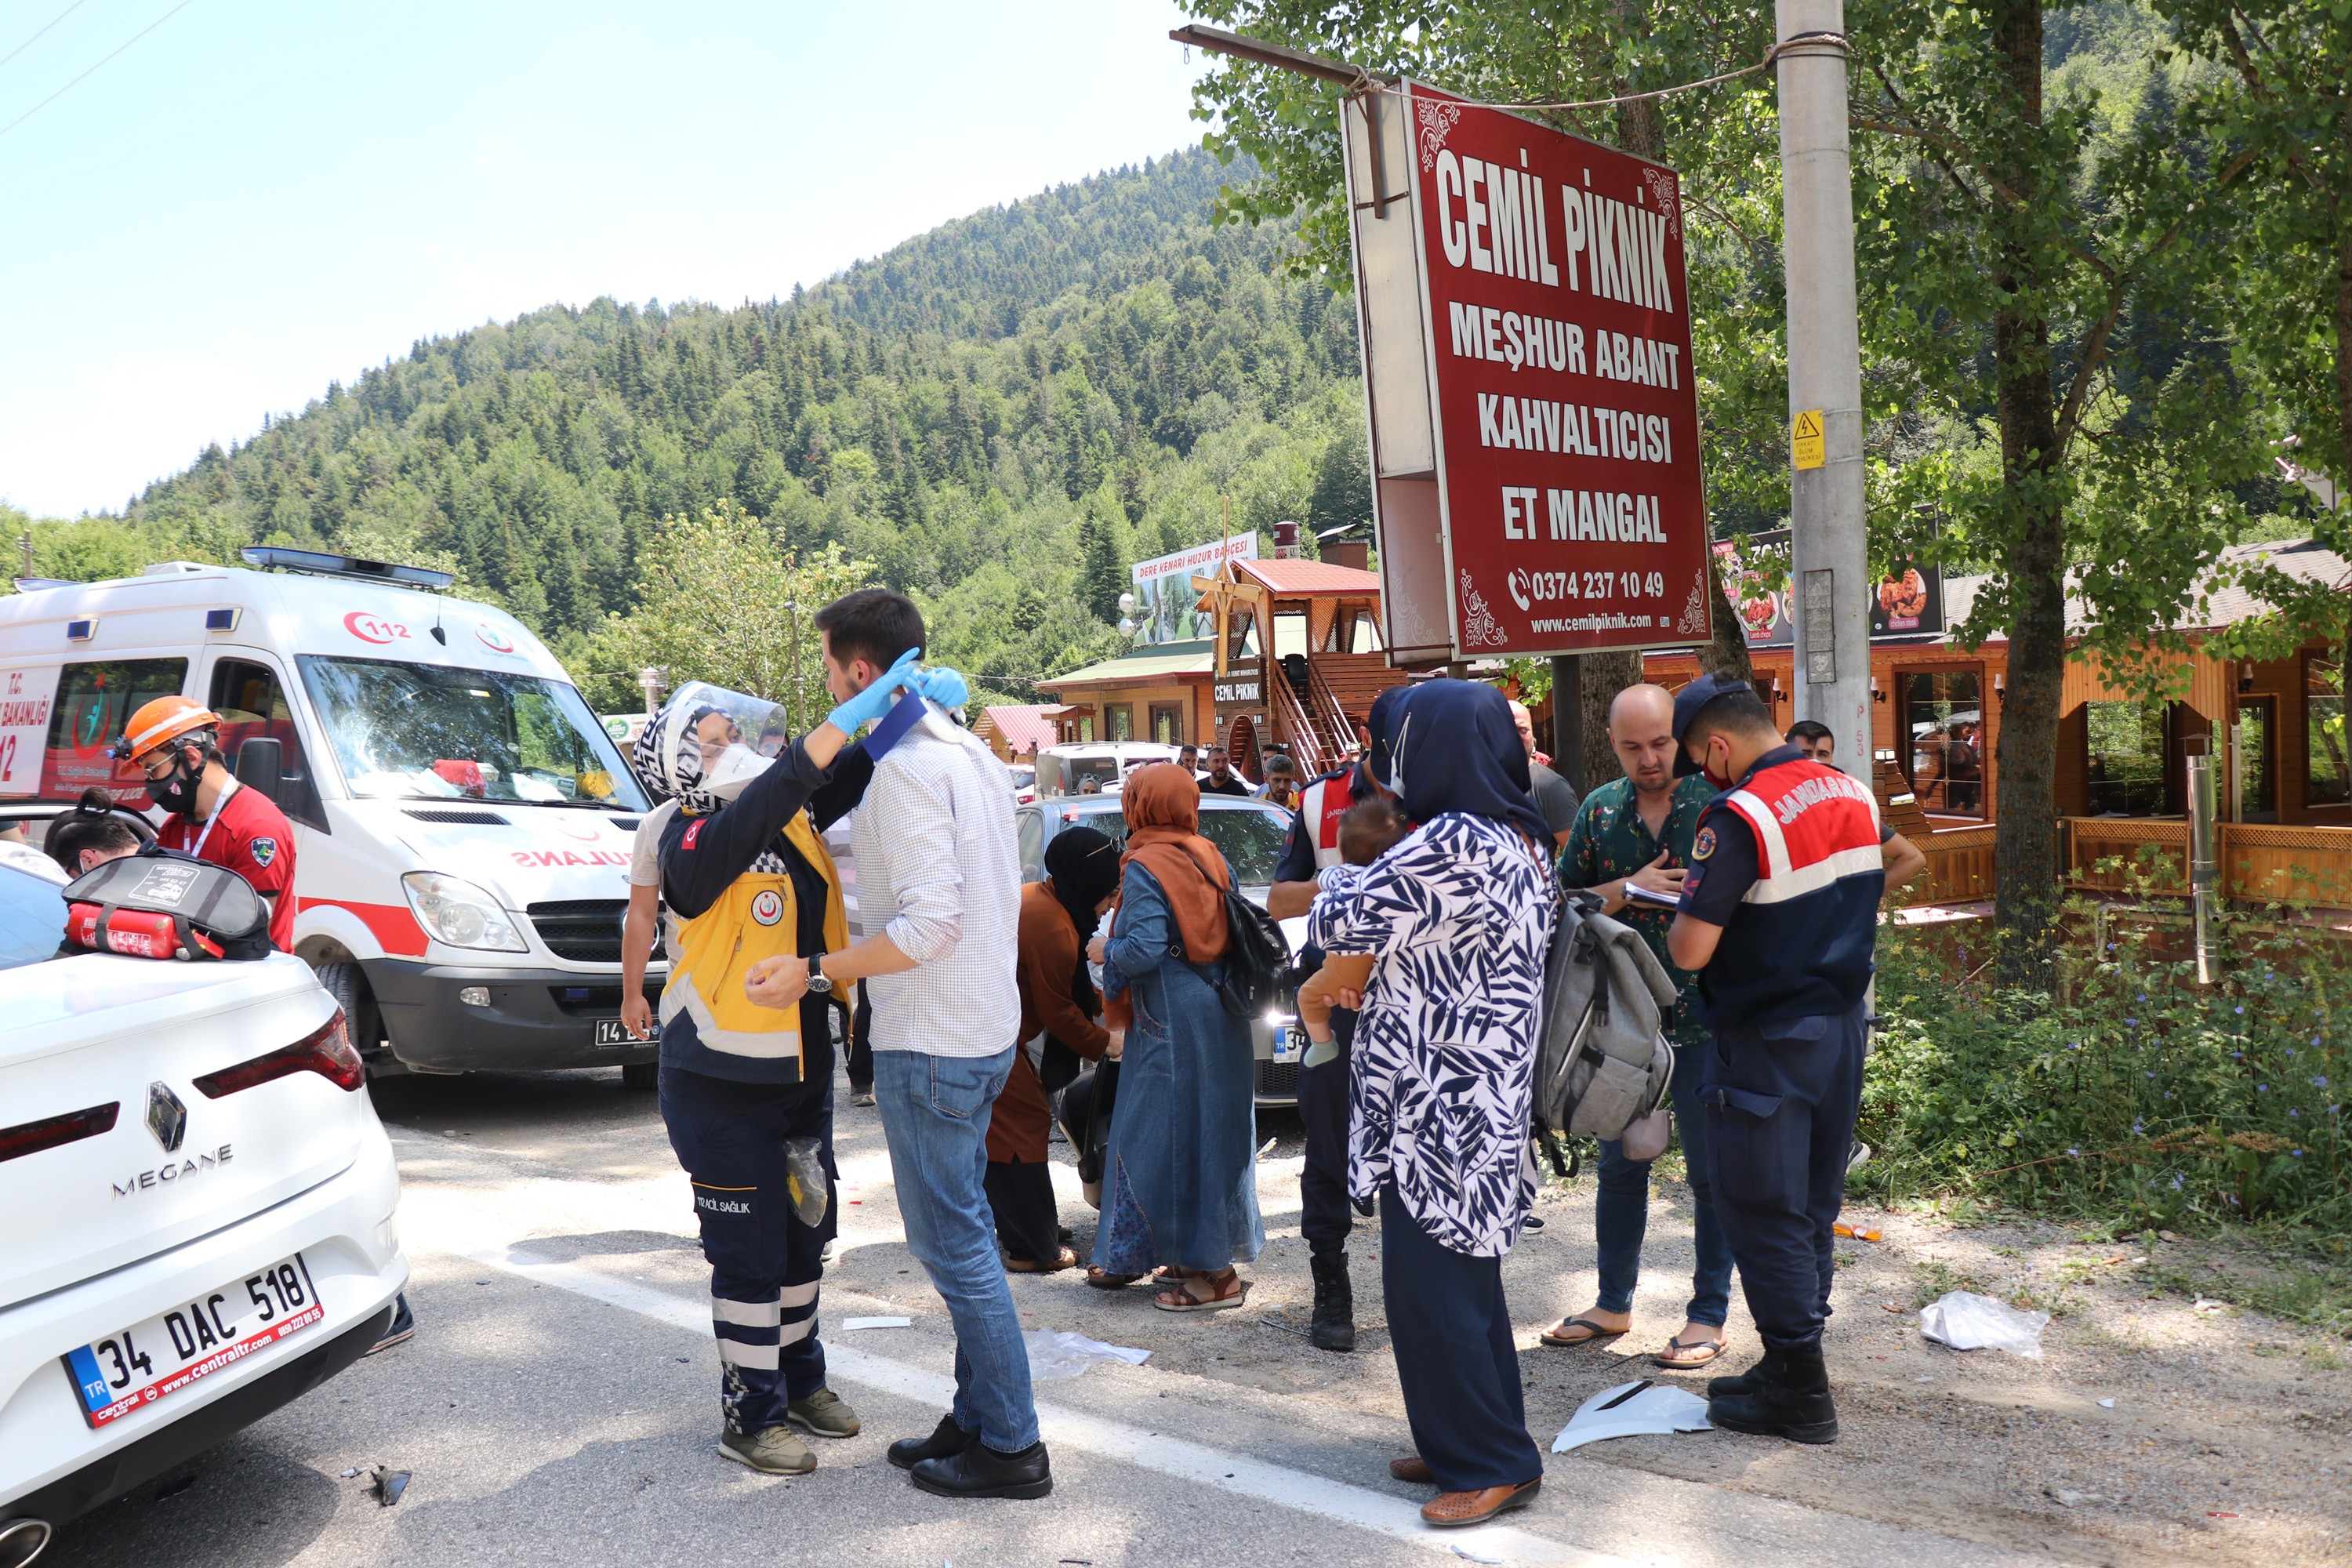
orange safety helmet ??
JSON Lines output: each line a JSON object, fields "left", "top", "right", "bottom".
{"left": 115, "top": 695, "right": 223, "bottom": 763}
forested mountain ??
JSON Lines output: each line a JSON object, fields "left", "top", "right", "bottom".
{"left": 19, "top": 150, "right": 1373, "bottom": 709}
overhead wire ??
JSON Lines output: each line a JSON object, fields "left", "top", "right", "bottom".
{"left": 0, "top": 0, "right": 200, "bottom": 143}
{"left": 0, "top": 0, "right": 94, "bottom": 73}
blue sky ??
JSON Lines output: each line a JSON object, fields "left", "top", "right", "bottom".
{"left": 0, "top": 0, "right": 1211, "bottom": 517}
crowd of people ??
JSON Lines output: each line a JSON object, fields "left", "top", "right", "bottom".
{"left": 594, "top": 589, "right": 1921, "bottom": 1525}
{"left": 20, "top": 583, "right": 1915, "bottom": 1528}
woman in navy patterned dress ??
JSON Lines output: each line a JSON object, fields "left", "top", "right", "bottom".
{"left": 1306, "top": 681, "right": 1555, "bottom": 1529}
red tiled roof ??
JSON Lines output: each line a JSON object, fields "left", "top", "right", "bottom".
{"left": 976, "top": 704, "right": 1062, "bottom": 753}
{"left": 1231, "top": 557, "right": 1383, "bottom": 595}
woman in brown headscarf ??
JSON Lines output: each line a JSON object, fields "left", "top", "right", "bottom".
{"left": 1081, "top": 764, "right": 1265, "bottom": 1310}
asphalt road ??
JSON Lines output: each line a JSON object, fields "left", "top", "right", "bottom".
{"left": 39, "top": 1065, "right": 2060, "bottom": 1568}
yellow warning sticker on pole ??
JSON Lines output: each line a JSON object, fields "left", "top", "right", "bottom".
{"left": 1792, "top": 408, "right": 1825, "bottom": 470}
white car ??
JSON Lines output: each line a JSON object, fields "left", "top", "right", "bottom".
{"left": 0, "top": 848, "right": 406, "bottom": 1566}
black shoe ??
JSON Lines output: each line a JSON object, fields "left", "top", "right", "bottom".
{"left": 887, "top": 1414, "right": 975, "bottom": 1470}
{"left": 910, "top": 1439, "right": 1053, "bottom": 1499}
{"left": 364, "top": 1294, "right": 416, "bottom": 1357}
{"left": 1520, "top": 1213, "right": 1546, "bottom": 1233}
{"left": 1308, "top": 1250, "right": 1356, "bottom": 1353}
{"left": 1707, "top": 1344, "right": 1838, "bottom": 1444}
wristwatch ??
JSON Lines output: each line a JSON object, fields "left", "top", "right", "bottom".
{"left": 805, "top": 953, "right": 834, "bottom": 996}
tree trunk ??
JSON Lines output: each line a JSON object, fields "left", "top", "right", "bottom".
{"left": 1578, "top": 650, "right": 1646, "bottom": 789}
{"left": 1990, "top": 0, "right": 2065, "bottom": 993}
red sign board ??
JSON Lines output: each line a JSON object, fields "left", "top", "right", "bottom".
{"left": 1359, "top": 87, "right": 1712, "bottom": 659}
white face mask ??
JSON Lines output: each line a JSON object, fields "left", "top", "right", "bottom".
{"left": 702, "top": 743, "right": 768, "bottom": 801}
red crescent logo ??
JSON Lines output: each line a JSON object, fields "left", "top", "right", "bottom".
{"left": 554, "top": 819, "right": 599, "bottom": 841}
{"left": 476, "top": 622, "right": 516, "bottom": 654}
{"left": 343, "top": 611, "right": 405, "bottom": 645}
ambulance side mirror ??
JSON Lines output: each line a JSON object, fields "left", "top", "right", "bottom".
{"left": 234, "top": 738, "right": 285, "bottom": 804}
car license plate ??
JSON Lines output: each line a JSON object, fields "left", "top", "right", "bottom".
{"left": 594, "top": 1018, "right": 652, "bottom": 1046}
{"left": 64, "top": 1253, "right": 324, "bottom": 1428}
{"left": 1274, "top": 1025, "right": 1307, "bottom": 1064}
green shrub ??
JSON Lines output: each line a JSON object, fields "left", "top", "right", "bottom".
{"left": 1859, "top": 895, "right": 2349, "bottom": 1236}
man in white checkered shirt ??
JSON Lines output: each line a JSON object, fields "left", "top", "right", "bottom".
{"left": 743, "top": 589, "right": 1047, "bottom": 1501}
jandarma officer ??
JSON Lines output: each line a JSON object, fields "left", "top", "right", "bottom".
{"left": 1664, "top": 675, "right": 1885, "bottom": 1444}
{"left": 642, "top": 652, "right": 959, "bottom": 1476}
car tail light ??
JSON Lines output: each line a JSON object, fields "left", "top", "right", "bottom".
{"left": 194, "top": 1011, "right": 365, "bottom": 1097}
{"left": 0, "top": 1102, "right": 119, "bottom": 1164}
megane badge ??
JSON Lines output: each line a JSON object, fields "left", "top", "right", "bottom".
{"left": 146, "top": 1083, "right": 187, "bottom": 1154}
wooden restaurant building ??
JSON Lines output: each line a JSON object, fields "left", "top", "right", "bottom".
{"left": 1035, "top": 548, "right": 1413, "bottom": 779}
{"left": 1644, "top": 538, "right": 2352, "bottom": 905}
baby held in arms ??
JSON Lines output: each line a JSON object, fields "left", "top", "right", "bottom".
{"left": 1296, "top": 797, "right": 1412, "bottom": 1044}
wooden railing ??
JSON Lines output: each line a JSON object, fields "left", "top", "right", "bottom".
{"left": 2063, "top": 818, "right": 2352, "bottom": 905}
{"left": 1267, "top": 671, "right": 1330, "bottom": 778}
{"left": 1907, "top": 825, "right": 1998, "bottom": 906}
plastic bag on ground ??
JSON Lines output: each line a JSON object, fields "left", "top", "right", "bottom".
{"left": 1918, "top": 1290, "right": 2048, "bottom": 1359}
{"left": 1549, "top": 1378, "right": 1711, "bottom": 1452}
{"left": 1024, "top": 1328, "right": 1151, "bottom": 1381}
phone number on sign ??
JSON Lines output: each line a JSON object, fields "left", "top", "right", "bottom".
{"left": 1508, "top": 569, "right": 1666, "bottom": 607}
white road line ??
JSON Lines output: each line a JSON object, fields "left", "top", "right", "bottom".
{"left": 472, "top": 1245, "right": 1628, "bottom": 1568}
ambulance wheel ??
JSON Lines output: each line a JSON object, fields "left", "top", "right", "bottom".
{"left": 621, "top": 1062, "right": 659, "bottom": 1092}
{"left": 314, "top": 960, "right": 386, "bottom": 1059}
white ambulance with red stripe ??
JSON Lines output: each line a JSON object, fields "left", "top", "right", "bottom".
{"left": 0, "top": 549, "right": 661, "bottom": 1085}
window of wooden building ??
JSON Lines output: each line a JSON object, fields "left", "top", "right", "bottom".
{"left": 1149, "top": 702, "right": 1184, "bottom": 744}
{"left": 2236, "top": 695, "right": 2278, "bottom": 822}
{"left": 1107, "top": 704, "right": 1134, "bottom": 742}
{"left": 2085, "top": 699, "right": 2169, "bottom": 816}
{"left": 2308, "top": 653, "right": 2349, "bottom": 808}
{"left": 1897, "top": 667, "right": 1986, "bottom": 816}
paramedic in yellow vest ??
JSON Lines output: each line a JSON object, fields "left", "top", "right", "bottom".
{"left": 642, "top": 651, "right": 964, "bottom": 1477}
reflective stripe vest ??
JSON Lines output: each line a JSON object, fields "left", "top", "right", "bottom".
{"left": 1718, "top": 759, "right": 1882, "bottom": 905}
{"left": 1298, "top": 771, "right": 1355, "bottom": 872}
{"left": 659, "top": 809, "right": 848, "bottom": 1065}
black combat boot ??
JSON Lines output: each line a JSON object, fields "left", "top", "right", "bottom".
{"left": 1706, "top": 1342, "right": 1838, "bottom": 1444}
{"left": 1705, "top": 1345, "right": 1782, "bottom": 1400}
{"left": 1308, "top": 1248, "right": 1356, "bottom": 1352}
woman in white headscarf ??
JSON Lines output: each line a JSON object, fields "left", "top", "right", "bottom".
{"left": 629, "top": 655, "right": 965, "bottom": 1479}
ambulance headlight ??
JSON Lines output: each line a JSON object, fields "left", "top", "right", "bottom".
{"left": 401, "top": 872, "right": 528, "bottom": 953}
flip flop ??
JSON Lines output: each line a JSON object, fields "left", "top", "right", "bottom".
{"left": 1006, "top": 1247, "right": 1079, "bottom": 1274}
{"left": 1085, "top": 1267, "right": 1143, "bottom": 1290}
{"left": 1653, "top": 1333, "right": 1726, "bottom": 1369}
{"left": 1540, "top": 1316, "right": 1628, "bottom": 1348}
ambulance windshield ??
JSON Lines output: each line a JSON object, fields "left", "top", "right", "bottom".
{"left": 298, "top": 656, "right": 650, "bottom": 811}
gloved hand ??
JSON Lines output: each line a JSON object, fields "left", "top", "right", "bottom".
{"left": 823, "top": 646, "right": 923, "bottom": 735}
{"left": 909, "top": 664, "right": 969, "bottom": 711}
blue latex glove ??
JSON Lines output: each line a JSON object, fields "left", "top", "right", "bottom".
{"left": 910, "top": 664, "right": 969, "bottom": 710}
{"left": 823, "top": 646, "right": 922, "bottom": 734}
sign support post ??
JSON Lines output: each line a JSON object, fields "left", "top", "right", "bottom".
{"left": 1777, "top": 2, "right": 1871, "bottom": 779}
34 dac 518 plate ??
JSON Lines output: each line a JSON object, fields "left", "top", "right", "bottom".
{"left": 63, "top": 1253, "right": 325, "bottom": 1428}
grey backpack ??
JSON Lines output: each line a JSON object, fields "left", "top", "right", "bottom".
{"left": 1534, "top": 892, "right": 1677, "bottom": 1141}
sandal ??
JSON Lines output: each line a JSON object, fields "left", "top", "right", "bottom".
{"left": 1085, "top": 1267, "right": 1143, "bottom": 1290}
{"left": 1152, "top": 1268, "right": 1249, "bottom": 1312}
{"left": 1653, "top": 1332, "right": 1726, "bottom": 1369}
{"left": 1540, "top": 1315, "right": 1628, "bottom": 1348}
{"left": 1007, "top": 1247, "right": 1079, "bottom": 1275}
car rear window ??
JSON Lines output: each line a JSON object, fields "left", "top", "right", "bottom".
{"left": 1056, "top": 804, "right": 1290, "bottom": 886}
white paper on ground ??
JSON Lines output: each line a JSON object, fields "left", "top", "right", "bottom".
{"left": 840, "top": 1316, "right": 914, "bottom": 1330}
{"left": 1549, "top": 1378, "right": 1711, "bottom": 1452}
{"left": 1025, "top": 1328, "right": 1152, "bottom": 1381}
{"left": 1917, "top": 1290, "right": 2048, "bottom": 1359}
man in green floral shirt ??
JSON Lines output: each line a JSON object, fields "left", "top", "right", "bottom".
{"left": 1540, "top": 684, "right": 1737, "bottom": 1370}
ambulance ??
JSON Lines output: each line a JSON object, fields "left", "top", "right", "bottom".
{"left": 0, "top": 549, "right": 662, "bottom": 1086}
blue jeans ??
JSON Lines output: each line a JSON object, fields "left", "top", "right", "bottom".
{"left": 1593, "top": 1040, "right": 1735, "bottom": 1328}
{"left": 872, "top": 1047, "right": 1039, "bottom": 1451}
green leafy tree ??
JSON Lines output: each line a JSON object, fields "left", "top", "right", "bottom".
{"left": 579, "top": 501, "right": 870, "bottom": 728}
{"left": 1076, "top": 482, "right": 1134, "bottom": 623}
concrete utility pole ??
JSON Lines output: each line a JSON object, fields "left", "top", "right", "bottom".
{"left": 1777, "top": 1, "right": 1871, "bottom": 779}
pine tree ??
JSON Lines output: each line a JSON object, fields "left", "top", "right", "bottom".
{"left": 1076, "top": 483, "right": 1131, "bottom": 624}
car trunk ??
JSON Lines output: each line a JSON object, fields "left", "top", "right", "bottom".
{"left": 0, "top": 953, "right": 367, "bottom": 1310}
